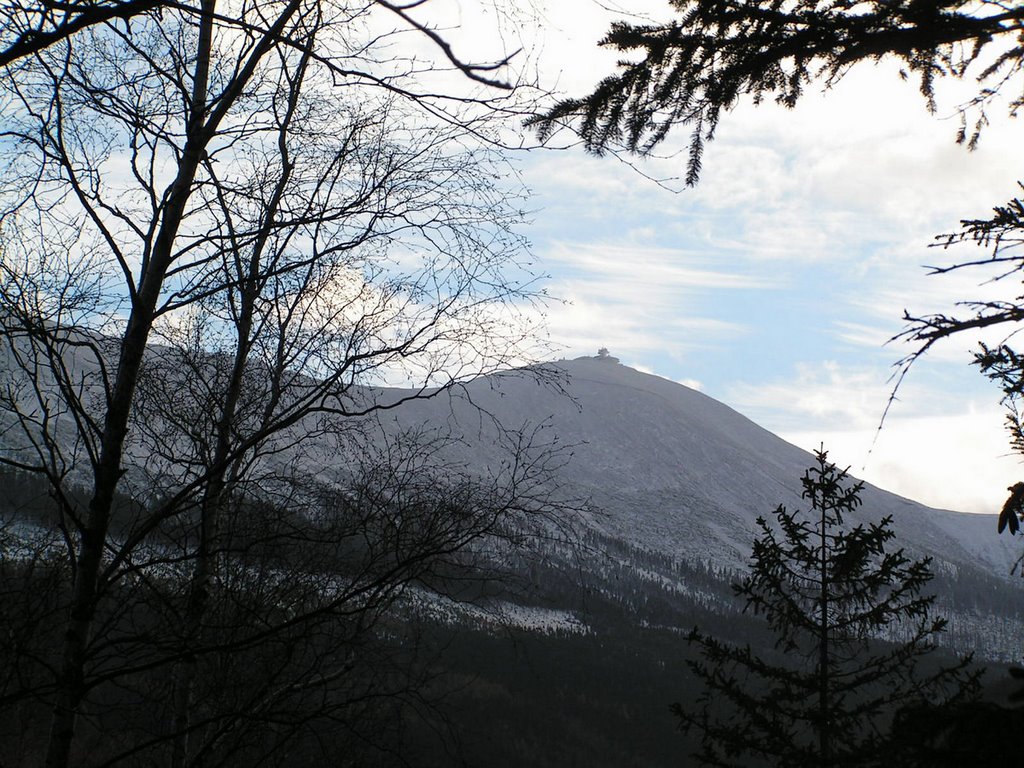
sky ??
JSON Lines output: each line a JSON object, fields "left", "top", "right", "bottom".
{"left": 482, "top": 0, "right": 1024, "bottom": 515}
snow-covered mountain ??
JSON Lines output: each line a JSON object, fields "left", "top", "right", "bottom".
{"left": 374, "top": 354, "right": 1020, "bottom": 579}
{"left": 4, "top": 341, "right": 1021, "bottom": 656}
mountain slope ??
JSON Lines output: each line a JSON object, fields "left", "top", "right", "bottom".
{"left": 374, "top": 355, "right": 1020, "bottom": 578}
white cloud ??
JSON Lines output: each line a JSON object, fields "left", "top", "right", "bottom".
{"left": 726, "top": 361, "right": 903, "bottom": 431}
{"left": 543, "top": 242, "right": 779, "bottom": 292}
{"left": 722, "top": 358, "right": 1016, "bottom": 512}
{"left": 530, "top": 239, "right": 773, "bottom": 365}
{"left": 833, "top": 320, "right": 899, "bottom": 350}
{"left": 529, "top": 1, "right": 672, "bottom": 98}
{"left": 537, "top": 290, "right": 743, "bottom": 362}
{"left": 783, "top": 406, "right": 1021, "bottom": 515}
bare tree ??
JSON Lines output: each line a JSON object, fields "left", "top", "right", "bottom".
{"left": 0, "top": 2, "right": 558, "bottom": 766}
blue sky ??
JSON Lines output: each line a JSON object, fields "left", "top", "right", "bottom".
{"left": 501, "top": 0, "right": 1024, "bottom": 514}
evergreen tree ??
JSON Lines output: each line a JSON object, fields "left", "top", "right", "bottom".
{"left": 531, "top": 0, "right": 1024, "bottom": 184}
{"left": 672, "top": 449, "right": 979, "bottom": 767}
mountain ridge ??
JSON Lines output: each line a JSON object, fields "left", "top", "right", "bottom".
{"left": 372, "top": 354, "right": 1020, "bottom": 578}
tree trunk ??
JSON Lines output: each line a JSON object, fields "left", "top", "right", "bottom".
{"left": 43, "top": 5, "right": 219, "bottom": 763}
{"left": 168, "top": 481, "right": 223, "bottom": 768}
{"left": 818, "top": 499, "right": 830, "bottom": 768}
{"left": 167, "top": 52, "right": 306, "bottom": 760}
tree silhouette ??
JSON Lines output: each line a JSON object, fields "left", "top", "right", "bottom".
{"left": 532, "top": 0, "right": 1024, "bottom": 185}
{"left": 893, "top": 185, "right": 1024, "bottom": 545}
{"left": 0, "top": 2, "right": 554, "bottom": 765}
{"left": 673, "top": 449, "right": 979, "bottom": 767}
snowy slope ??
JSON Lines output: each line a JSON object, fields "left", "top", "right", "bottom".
{"left": 5, "top": 343, "right": 1023, "bottom": 653}
{"left": 3, "top": 336, "right": 1017, "bottom": 583}
{"left": 371, "top": 355, "right": 1021, "bottom": 578}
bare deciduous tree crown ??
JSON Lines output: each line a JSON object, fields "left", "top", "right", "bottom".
{"left": 0, "top": 2, "right": 563, "bottom": 766}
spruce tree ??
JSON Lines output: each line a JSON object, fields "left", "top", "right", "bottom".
{"left": 531, "top": 1, "right": 1024, "bottom": 184}
{"left": 672, "top": 449, "right": 979, "bottom": 767}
